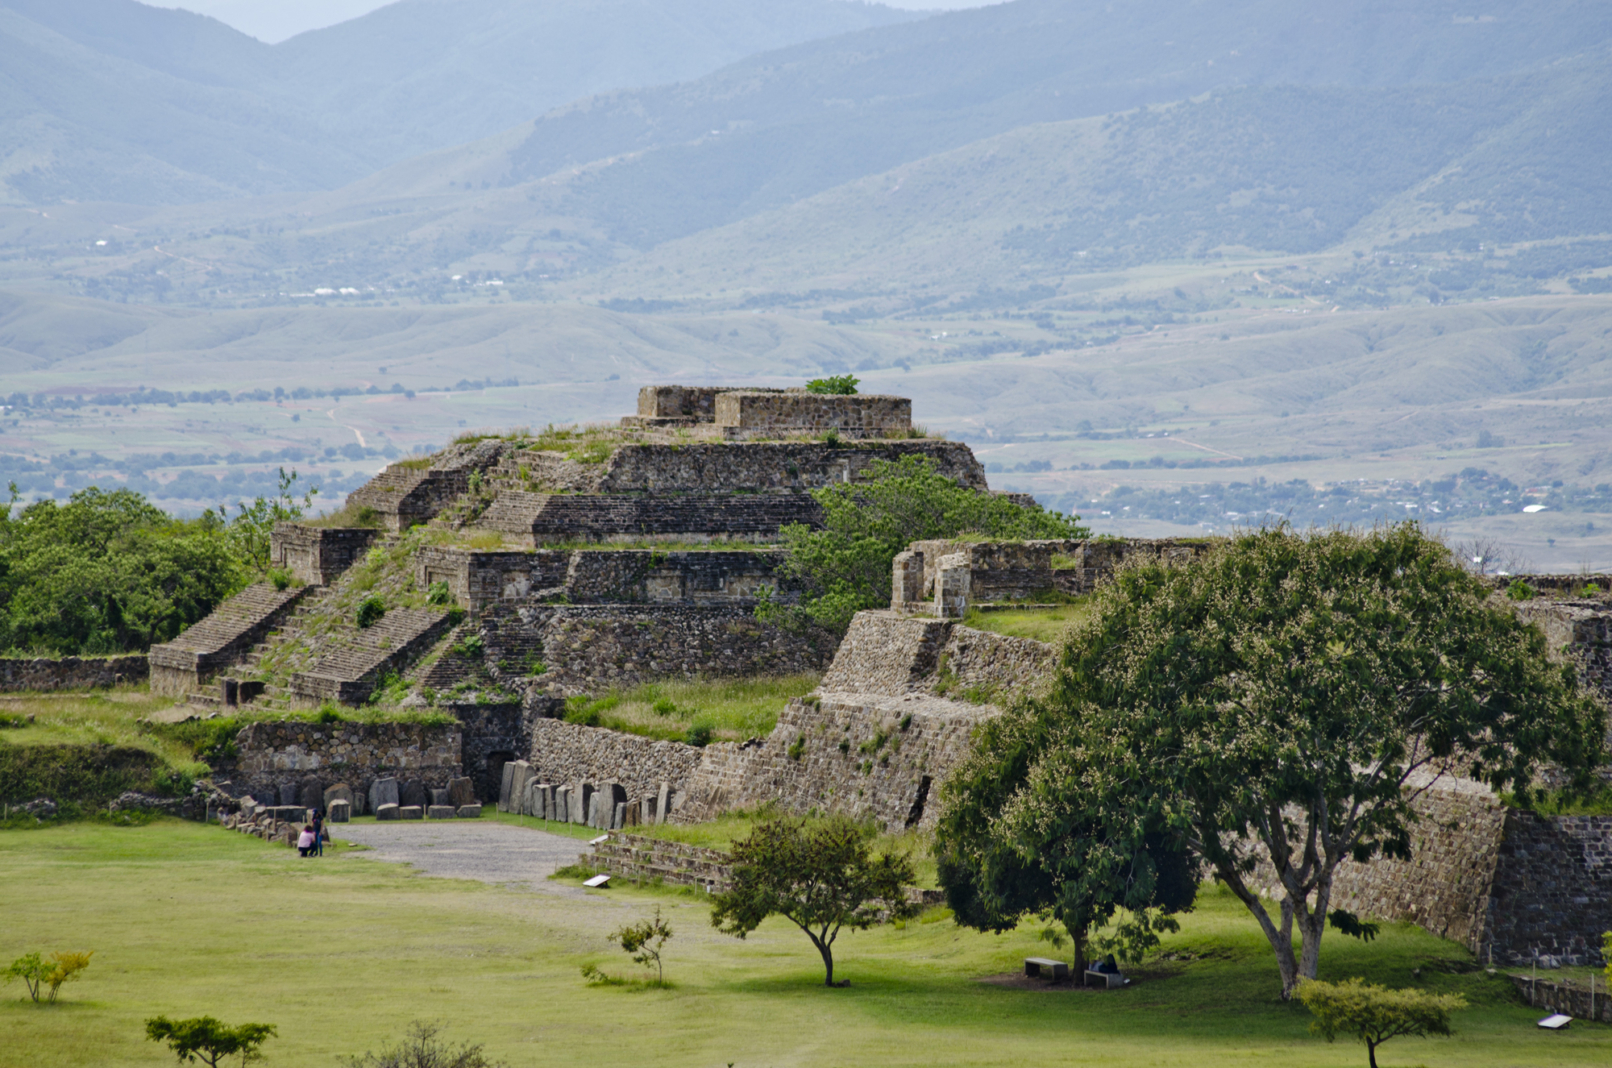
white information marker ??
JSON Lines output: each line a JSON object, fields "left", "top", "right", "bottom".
{"left": 583, "top": 873, "right": 611, "bottom": 888}
{"left": 589, "top": 834, "right": 610, "bottom": 845}
{"left": 1538, "top": 1014, "right": 1572, "bottom": 1030}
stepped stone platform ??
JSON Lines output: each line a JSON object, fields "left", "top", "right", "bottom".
{"left": 148, "top": 583, "right": 311, "bottom": 697}
{"left": 291, "top": 608, "right": 457, "bottom": 704}
{"left": 478, "top": 491, "right": 823, "bottom": 543}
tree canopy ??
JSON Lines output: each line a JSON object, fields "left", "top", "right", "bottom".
{"left": 762, "top": 454, "right": 1087, "bottom": 632}
{"left": 1298, "top": 978, "right": 1466, "bottom": 1068}
{"left": 0, "top": 470, "right": 317, "bottom": 656}
{"left": 938, "top": 524, "right": 1605, "bottom": 996}
{"left": 710, "top": 815, "right": 919, "bottom": 985}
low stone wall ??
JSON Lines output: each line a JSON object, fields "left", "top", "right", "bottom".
{"left": 269, "top": 525, "right": 381, "bottom": 585}
{"left": 0, "top": 655, "right": 148, "bottom": 692}
{"left": 524, "top": 718, "right": 703, "bottom": 809}
{"left": 415, "top": 547, "right": 570, "bottom": 610}
{"left": 587, "top": 833, "right": 735, "bottom": 892}
{"left": 565, "top": 550, "right": 790, "bottom": 606}
{"left": 1507, "top": 973, "right": 1612, "bottom": 1023}
{"left": 893, "top": 537, "right": 1214, "bottom": 610}
{"left": 233, "top": 720, "right": 462, "bottom": 805}
{"left": 715, "top": 391, "right": 911, "bottom": 440}
{"left": 678, "top": 692, "right": 996, "bottom": 832}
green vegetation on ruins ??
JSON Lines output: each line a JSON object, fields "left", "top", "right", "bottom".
{"left": 561, "top": 675, "right": 819, "bottom": 745}
{"left": 1, "top": 819, "right": 1606, "bottom": 1068}
{"left": 963, "top": 599, "right": 1095, "bottom": 645}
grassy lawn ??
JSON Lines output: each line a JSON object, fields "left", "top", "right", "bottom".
{"left": 565, "top": 674, "right": 820, "bottom": 743}
{"left": 964, "top": 600, "right": 1094, "bottom": 644}
{"left": 3, "top": 819, "right": 1607, "bottom": 1068}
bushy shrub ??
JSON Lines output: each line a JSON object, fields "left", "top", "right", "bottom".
{"left": 806, "top": 375, "right": 859, "bottom": 395}
{"left": 356, "top": 596, "right": 386, "bottom": 628}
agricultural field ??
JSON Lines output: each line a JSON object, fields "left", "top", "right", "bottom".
{"left": 2, "top": 818, "right": 1608, "bottom": 1067}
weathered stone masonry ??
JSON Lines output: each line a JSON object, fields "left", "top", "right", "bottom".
{"left": 0, "top": 655, "right": 147, "bottom": 693}
{"left": 232, "top": 721, "right": 461, "bottom": 806}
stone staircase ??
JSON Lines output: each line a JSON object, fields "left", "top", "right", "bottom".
{"left": 290, "top": 607, "right": 458, "bottom": 705}
{"left": 149, "top": 582, "right": 312, "bottom": 700}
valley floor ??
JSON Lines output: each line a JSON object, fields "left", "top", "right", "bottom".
{"left": 2, "top": 818, "right": 1608, "bottom": 1067}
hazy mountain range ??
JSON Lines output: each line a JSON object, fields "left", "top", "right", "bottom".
{"left": 1, "top": 0, "right": 1610, "bottom": 566}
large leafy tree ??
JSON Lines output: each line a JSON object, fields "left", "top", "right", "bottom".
{"left": 941, "top": 524, "right": 1604, "bottom": 997}
{"left": 763, "top": 454, "right": 1087, "bottom": 632}
{"left": 937, "top": 703, "right": 1200, "bottom": 971}
{"left": 0, "top": 488, "right": 240, "bottom": 654}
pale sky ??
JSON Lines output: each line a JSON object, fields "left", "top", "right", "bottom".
{"left": 139, "top": 0, "right": 999, "bottom": 44}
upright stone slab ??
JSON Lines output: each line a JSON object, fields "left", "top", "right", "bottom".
{"left": 278, "top": 781, "right": 299, "bottom": 806}
{"left": 298, "top": 776, "right": 324, "bottom": 811}
{"left": 537, "top": 784, "right": 554, "bottom": 822}
{"left": 375, "top": 803, "right": 400, "bottom": 821}
{"left": 448, "top": 776, "right": 475, "bottom": 808}
{"left": 399, "top": 779, "right": 427, "bottom": 809}
{"left": 656, "top": 782, "right": 671, "bottom": 825}
{"left": 602, "top": 782, "right": 628, "bottom": 828}
{"left": 499, "top": 762, "right": 516, "bottom": 812}
{"left": 427, "top": 805, "right": 457, "bottom": 819}
{"left": 572, "top": 782, "right": 592, "bottom": 825}
{"left": 586, "top": 792, "right": 602, "bottom": 829}
{"left": 554, "top": 786, "right": 568, "bottom": 823}
{"left": 509, "top": 762, "right": 532, "bottom": 817}
{"left": 399, "top": 805, "right": 424, "bottom": 820}
{"left": 324, "top": 784, "right": 353, "bottom": 810}
{"left": 613, "top": 802, "right": 626, "bottom": 830}
{"left": 456, "top": 804, "right": 481, "bottom": 818}
{"left": 369, "top": 777, "right": 399, "bottom": 813}
{"left": 327, "top": 799, "right": 351, "bottom": 823}
{"left": 524, "top": 780, "right": 541, "bottom": 817}
{"left": 431, "top": 788, "right": 452, "bottom": 807}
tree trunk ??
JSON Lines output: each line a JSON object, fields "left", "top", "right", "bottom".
{"left": 814, "top": 937, "right": 836, "bottom": 986}
{"left": 1072, "top": 929, "right": 1089, "bottom": 975}
{"left": 1367, "top": 1038, "right": 1379, "bottom": 1068}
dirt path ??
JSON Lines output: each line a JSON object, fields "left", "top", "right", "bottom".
{"left": 330, "top": 820, "right": 593, "bottom": 897}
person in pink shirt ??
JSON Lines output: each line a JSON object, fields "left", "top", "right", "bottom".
{"left": 297, "top": 825, "right": 316, "bottom": 857}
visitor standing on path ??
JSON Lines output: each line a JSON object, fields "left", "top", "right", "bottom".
{"left": 311, "top": 808, "right": 325, "bottom": 856}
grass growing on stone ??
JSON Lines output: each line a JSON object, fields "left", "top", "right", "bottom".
{"left": 963, "top": 599, "right": 1095, "bottom": 644}
{"left": 3, "top": 818, "right": 1607, "bottom": 1068}
{"left": 567, "top": 674, "right": 820, "bottom": 744}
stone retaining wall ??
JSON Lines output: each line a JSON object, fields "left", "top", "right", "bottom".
{"left": 678, "top": 692, "right": 996, "bottom": 832}
{"left": 233, "top": 721, "right": 462, "bottom": 805}
{"left": 345, "top": 440, "right": 507, "bottom": 530}
{"left": 0, "top": 655, "right": 148, "bottom": 692}
{"left": 1516, "top": 598, "right": 1612, "bottom": 705}
{"left": 1490, "top": 810, "right": 1612, "bottom": 966}
{"left": 524, "top": 718, "right": 703, "bottom": 809}
{"left": 893, "top": 537, "right": 1213, "bottom": 610}
{"left": 485, "top": 603, "right": 835, "bottom": 694}
{"left": 715, "top": 391, "right": 911, "bottom": 440}
{"left": 478, "top": 491, "right": 823, "bottom": 542}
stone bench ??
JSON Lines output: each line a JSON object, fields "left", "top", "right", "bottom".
{"left": 1084, "top": 969, "right": 1126, "bottom": 989}
{"left": 427, "top": 805, "right": 457, "bottom": 819}
{"left": 1024, "top": 957, "right": 1069, "bottom": 981}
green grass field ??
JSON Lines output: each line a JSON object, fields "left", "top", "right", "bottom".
{"left": 2, "top": 818, "right": 1607, "bottom": 1068}
{"left": 964, "top": 603, "right": 1092, "bottom": 644}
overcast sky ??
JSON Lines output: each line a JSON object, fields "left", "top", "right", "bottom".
{"left": 140, "top": 0, "right": 999, "bottom": 44}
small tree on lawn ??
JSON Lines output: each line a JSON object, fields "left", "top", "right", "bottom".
{"left": 342, "top": 1021, "right": 505, "bottom": 1068}
{"left": 5, "top": 950, "right": 92, "bottom": 1003}
{"left": 146, "top": 1016, "right": 277, "bottom": 1067}
{"left": 940, "top": 524, "right": 1606, "bottom": 998}
{"left": 1298, "top": 978, "right": 1466, "bottom": 1068}
{"left": 711, "top": 815, "right": 920, "bottom": 986}
{"left": 613, "top": 907, "right": 673, "bottom": 982}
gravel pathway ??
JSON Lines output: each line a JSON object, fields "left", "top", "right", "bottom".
{"left": 330, "top": 820, "right": 596, "bottom": 897}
